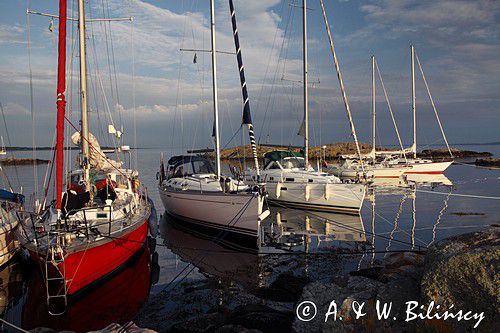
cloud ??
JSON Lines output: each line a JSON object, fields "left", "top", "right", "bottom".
{"left": 0, "top": 24, "right": 25, "bottom": 44}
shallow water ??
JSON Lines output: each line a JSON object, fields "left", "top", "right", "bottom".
{"left": 0, "top": 145, "right": 499, "bottom": 331}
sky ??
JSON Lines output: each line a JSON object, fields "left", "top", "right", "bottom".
{"left": 0, "top": 0, "right": 499, "bottom": 151}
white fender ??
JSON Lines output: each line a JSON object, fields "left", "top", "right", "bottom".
{"left": 276, "top": 211, "right": 282, "bottom": 224}
{"left": 324, "top": 183, "right": 331, "bottom": 200}
{"left": 305, "top": 184, "right": 311, "bottom": 201}
{"left": 276, "top": 182, "right": 283, "bottom": 198}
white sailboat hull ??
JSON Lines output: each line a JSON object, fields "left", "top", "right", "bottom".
{"left": 265, "top": 182, "right": 365, "bottom": 214}
{"left": 403, "top": 161, "right": 453, "bottom": 174}
{"left": 159, "top": 186, "right": 268, "bottom": 238}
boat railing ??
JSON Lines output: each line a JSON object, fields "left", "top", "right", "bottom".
{"left": 62, "top": 204, "right": 114, "bottom": 240}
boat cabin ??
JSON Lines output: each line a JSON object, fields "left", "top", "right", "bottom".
{"left": 166, "top": 155, "right": 215, "bottom": 179}
{"left": 263, "top": 150, "right": 305, "bottom": 171}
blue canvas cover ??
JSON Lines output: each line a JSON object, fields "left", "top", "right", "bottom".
{"left": 0, "top": 189, "right": 24, "bottom": 204}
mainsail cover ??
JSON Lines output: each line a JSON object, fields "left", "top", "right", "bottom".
{"left": 71, "top": 132, "right": 122, "bottom": 170}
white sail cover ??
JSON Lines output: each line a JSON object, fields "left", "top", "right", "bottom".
{"left": 71, "top": 132, "right": 123, "bottom": 170}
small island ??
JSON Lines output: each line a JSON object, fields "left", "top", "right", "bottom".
{"left": 0, "top": 157, "right": 50, "bottom": 166}
{"left": 210, "top": 143, "right": 492, "bottom": 161}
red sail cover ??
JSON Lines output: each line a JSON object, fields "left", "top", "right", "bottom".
{"left": 55, "top": 0, "right": 67, "bottom": 209}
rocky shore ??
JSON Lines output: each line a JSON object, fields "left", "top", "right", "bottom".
{"left": 418, "top": 148, "right": 492, "bottom": 159}
{"left": 215, "top": 144, "right": 491, "bottom": 161}
{"left": 0, "top": 157, "right": 50, "bottom": 166}
{"left": 132, "top": 226, "right": 498, "bottom": 333}
{"left": 475, "top": 158, "right": 500, "bottom": 168}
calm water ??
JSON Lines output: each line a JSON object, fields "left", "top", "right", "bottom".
{"left": 0, "top": 145, "right": 499, "bottom": 331}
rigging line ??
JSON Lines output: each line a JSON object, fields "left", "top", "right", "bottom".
{"left": 26, "top": 0, "right": 39, "bottom": 203}
{"left": 131, "top": 20, "right": 137, "bottom": 170}
{"left": 106, "top": 0, "right": 121, "bottom": 111}
{"left": 415, "top": 188, "right": 500, "bottom": 200}
{"left": 170, "top": 1, "right": 188, "bottom": 154}
{"left": 257, "top": 1, "right": 295, "bottom": 144}
{"left": 100, "top": 0, "right": 115, "bottom": 110}
{"left": 375, "top": 59, "right": 406, "bottom": 161}
{"left": 0, "top": 101, "right": 21, "bottom": 190}
{"left": 415, "top": 52, "right": 453, "bottom": 158}
{"left": 0, "top": 318, "right": 29, "bottom": 333}
{"left": 254, "top": 0, "right": 287, "bottom": 124}
{"left": 454, "top": 161, "right": 500, "bottom": 170}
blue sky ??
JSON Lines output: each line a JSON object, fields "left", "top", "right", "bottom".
{"left": 0, "top": 0, "right": 499, "bottom": 150}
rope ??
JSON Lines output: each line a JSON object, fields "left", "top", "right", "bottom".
{"left": 455, "top": 160, "right": 500, "bottom": 170}
{"left": 415, "top": 188, "right": 500, "bottom": 200}
{"left": 26, "top": 0, "right": 39, "bottom": 202}
{"left": 0, "top": 318, "right": 29, "bottom": 333}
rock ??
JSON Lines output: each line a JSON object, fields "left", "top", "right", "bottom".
{"left": 169, "top": 313, "right": 226, "bottom": 333}
{"left": 226, "top": 304, "right": 293, "bottom": 333}
{"left": 215, "top": 325, "right": 262, "bottom": 333}
{"left": 88, "top": 323, "right": 156, "bottom": 333}
{"left": 418, "top": 148, "right": 491, "bottom": 159}
{"left": 420, "top": 226, "right": 500, "bottom": 332}
{"left": 255, "top": 273, "right": 310, "bottom": 302}
{"left": 475, "top": 158, "right": 500, "bottom": 167}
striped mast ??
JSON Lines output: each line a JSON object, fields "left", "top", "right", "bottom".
{"left": 228, "top": 0, "right": 260, "bottom": 177}
{"left": 55, "top": 0, "right": 67, "bottom": 211}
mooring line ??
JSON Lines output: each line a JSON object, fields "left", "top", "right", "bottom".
{"left": 415, "top": 189, "right": 500, "bottom": 200}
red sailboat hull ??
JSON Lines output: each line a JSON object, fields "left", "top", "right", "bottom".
{"left": 29, "top": 219, "right": 148, "bottom": 295}
{"left": 23, "top": 246, "right": 152, "bottom": 332}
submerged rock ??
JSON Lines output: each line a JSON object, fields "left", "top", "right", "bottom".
{"left": 420, "top": 226, "right": 500, "bottom": 332}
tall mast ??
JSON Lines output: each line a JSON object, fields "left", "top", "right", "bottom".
{"left": 228, "top": 0, "right": 260, "bottom": 177}
{"left": 302, "top": 0, "right": 309, "bottom": 167}
{"left": 55, "top": 0, "right": 67, "bottom": 210}
{"left": 371, "top": 55, "right": 376, "bottom": 159}
{"left": 210, "top": 0, "right": 221, "bottom": 178}
{"left": 319, "top": 0, "right": 364, "bottom": 169}
{"left": 411, "top": 44, "right": 416, "bottom": 158}
{"left": 78, "top": 0, "right": 90, "bottom": 189}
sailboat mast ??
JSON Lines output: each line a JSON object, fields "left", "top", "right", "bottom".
{"left": 55, "top": 0, "right": 67, "bottom": 210}
{"left": 228, "top": 0, "right": 260, "bottom": 177}
{"left": 371, "top": 55, "right": 376, "bottom": 158}
{"left": 411, "top": 45, "right": 416, "bottom": 158}
{"left": 318, "top": 0, "right": 364, "bottom": 169}
{"left": 210, "top": 0, "right": 221, "bottom": 178}
{"left": 78, "top": 0, "right": 90, "bottom": 190}
{"left": 302, "top": 0, "right": 309, "bottom": 167}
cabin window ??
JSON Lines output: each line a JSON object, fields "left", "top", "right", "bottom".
{"left": 96, "top": 213, "right": 108, "bottom": 219}
{"left": 308, "top": 179, "right": 314, "bottom": 183}
{"left": 268, "top": 162, "right": 281, "bottom": 170}
{"left": 285, "top": 178, "right": 295, "bottom": 182}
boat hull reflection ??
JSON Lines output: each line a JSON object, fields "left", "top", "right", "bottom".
{"left": 22, "top": 247, "right": 153, "bottom": 333}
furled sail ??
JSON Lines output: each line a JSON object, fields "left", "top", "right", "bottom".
{"left": 228, "top": 0, "right": 260, "bottom": 176}
{"left": 71, "top": 132, "right": 122, "bottom": 170}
